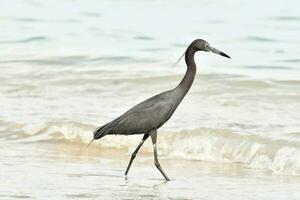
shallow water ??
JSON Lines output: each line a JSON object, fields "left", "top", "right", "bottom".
{"left": 1, "top": 0, "right": 300, "bottom": 199}
{"left": 2, "top": 142, "right": 300, "bottom": 200}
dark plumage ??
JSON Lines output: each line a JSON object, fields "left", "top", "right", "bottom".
{"left": 90, "top": 39, "right": 230, "bottom": 181}
{"left": 94, "top": 90, "right": 179, "bottom": 139}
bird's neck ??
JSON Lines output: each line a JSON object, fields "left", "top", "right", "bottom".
{"left": 177, "top": 46, "right": 197, "bottom": 94}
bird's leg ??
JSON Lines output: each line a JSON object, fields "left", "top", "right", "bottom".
{"left": 150, "top": 129, "right": 170, "bottom": 181}
{"left": 124, "top": 134, "right": 149, "bottom": 177}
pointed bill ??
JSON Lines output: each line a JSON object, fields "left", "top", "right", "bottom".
{"left": 208, "top": 46, "right": 231, "bottom": 59}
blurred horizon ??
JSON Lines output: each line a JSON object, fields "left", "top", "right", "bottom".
{"left": 1, "top": 0, "right": 300, "bottom": 79}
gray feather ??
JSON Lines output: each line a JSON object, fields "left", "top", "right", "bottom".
{"left": 93, "top": 88, "right": 184, "bottom": 139}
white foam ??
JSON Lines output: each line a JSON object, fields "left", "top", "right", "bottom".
{"left": 12, "top": 121, "right": 300, "bottom": 176}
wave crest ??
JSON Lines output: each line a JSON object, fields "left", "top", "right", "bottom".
{"left": 6, "top": 121, "right": 300, "bottom": 176}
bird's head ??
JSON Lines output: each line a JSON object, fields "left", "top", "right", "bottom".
{"left": 191, "top": 39, "right": 231, "bottom": 59}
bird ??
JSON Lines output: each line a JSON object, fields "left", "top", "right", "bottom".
{"left": 89, "top": 39, "right": 230, "bottom": 181}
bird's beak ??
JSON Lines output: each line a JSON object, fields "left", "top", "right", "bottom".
{"left": 208, "top": 46, "right": 231, "bottom": 59}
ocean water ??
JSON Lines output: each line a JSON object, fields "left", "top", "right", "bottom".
{"left": 1, "top": 0, "right": 300, "bottom": 199}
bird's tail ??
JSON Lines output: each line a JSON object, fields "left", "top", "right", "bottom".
{"left": 94, "top": 122, "right": 111, "bottom": 139}
{"left": 87, "top": 122, "right": 111, "bottom": 147}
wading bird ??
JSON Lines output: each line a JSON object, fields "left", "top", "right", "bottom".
{"left": 89, "top": 39, "right": 230, "bottom": 181}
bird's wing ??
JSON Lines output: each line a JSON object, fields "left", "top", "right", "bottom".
{"left": 109, "top": 95, "right": 174, "bottom": 135}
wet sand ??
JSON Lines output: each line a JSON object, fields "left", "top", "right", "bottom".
{"left": 1, "top": 141, "right": 300, "bottom": 200}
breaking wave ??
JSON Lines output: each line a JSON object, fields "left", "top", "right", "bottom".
{"left": 3, "top": 120, "right": 300, "bottom": 176}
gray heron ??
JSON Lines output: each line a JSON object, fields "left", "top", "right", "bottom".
{"left": 89, "top": 39, "right": 230, "bottom": 181}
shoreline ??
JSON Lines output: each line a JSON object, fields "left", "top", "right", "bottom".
{"left": 1, "top": 141, "right": 300, "bottom": 199}
{"left": 0, "top": 141, "right": 300, "bottom": 200}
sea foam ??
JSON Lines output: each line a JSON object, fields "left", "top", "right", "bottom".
{"left": 6, "top": 121, "right": 300, "bottom": 176}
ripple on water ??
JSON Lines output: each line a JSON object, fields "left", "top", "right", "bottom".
{"left": 81, "top": 12, "right": 102, "bottom": 18}
{"left": 278, "top": 59, "right": 300, "bottom": 63}
{"left": 0, "top": 36, "right": 48, "bottom": 44}
{"left": 0, "top": 56, "right": 155, "bottom": 66}
{"left": 9, "top": 195, "right": 32, "bottom": 199}
{"left": 243, "top": 65, "right": 293, "bottom": 70}
{"left": 64, "top": 193, "right": 94, "bottom": 199}
{"left": 244, "top": 36, "right": 277, "bottom": 43}
{"left": 1, "top": 16, "right": 80, "bottom": 23}
{"left": 270, "top": 16, "right": 300, "bottom": 21}
{"left": 133, "top": 36, "right": 154, "bottom": 41}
